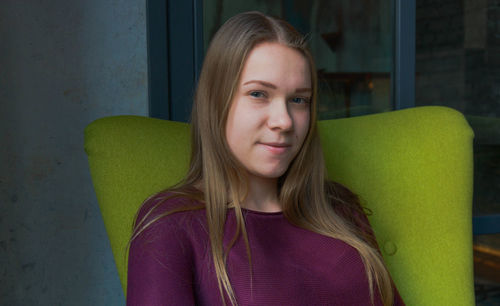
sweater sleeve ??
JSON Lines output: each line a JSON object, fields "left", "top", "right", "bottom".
{"left": 127, "top": 196, "right": 196, "bottom": 306}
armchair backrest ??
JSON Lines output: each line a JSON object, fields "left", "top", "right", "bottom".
{"left": 84, "top": 106, "right": 475, "bottom": 305}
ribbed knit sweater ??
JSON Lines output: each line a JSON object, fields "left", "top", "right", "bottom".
{"left": 127, "top": 194, "right": 405, "bottom": 305}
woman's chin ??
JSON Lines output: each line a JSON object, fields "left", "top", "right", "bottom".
{"left": 249, "top": 165, "right": 289, "bottom": 180}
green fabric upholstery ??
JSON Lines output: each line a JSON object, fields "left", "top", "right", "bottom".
{"left": 84, "top": 106, "right": 475, "bottom": 305}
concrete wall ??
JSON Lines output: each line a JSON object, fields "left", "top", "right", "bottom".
{"left": 0, "top": 1, "right": 147, "bottom": 304}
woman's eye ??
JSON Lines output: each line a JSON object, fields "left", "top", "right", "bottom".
{"left": 250, "top": 91, "right": 265, "bottom": 98}
{"left": 290, "top": 97, "right": 309, "bottom": 104}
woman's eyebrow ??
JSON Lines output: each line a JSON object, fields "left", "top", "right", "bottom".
{"left": 242, "top": 80, "right": 311, "bottom": 93}
{"left": 243, "top": 80, "right": 277, "bottom": 89}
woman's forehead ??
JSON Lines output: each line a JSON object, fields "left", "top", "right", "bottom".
{"left": 239, "top": 42, "right": 311, "bottom": 89}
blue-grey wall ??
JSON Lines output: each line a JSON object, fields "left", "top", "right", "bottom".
{"left": 0, "top": 1, "right": 147, "bottom": 305}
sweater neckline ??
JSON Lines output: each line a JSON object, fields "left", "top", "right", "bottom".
{"left": 237, "top": 207, "right": 284, "bottom": 216}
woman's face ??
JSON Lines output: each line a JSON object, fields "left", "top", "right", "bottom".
{"left": 225, "top": 42, "right": 311, "bottom": 180}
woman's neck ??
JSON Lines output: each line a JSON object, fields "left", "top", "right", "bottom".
{"left": 240, "top": 174, "right": 281, "bottom": 213}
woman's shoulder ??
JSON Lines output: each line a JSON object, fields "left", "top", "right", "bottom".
{"left": 128, "top": 191, "right": 205, "bottom": 300}
{"left": 141, "top": 190, "right": 204, "bottom": 212}
{"left": 327, "top": 181, "right": 377, "bottom": 245}
{"left": 134, "top": 190, "right": 206, "bottom": 233}
{"left": 327, "top": 181, "right": 366, "bottom": 218}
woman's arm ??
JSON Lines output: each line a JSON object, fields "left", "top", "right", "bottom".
{"left": 127, "top": 197, "right": 196, "bottom": 305}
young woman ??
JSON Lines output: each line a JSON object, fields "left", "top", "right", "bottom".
{"left": 127, "top": 11, "right": 405, "bottom": 306}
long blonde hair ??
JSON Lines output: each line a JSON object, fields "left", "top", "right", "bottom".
{"left": 132, "top": 11, "right": 394, "bottom": 305}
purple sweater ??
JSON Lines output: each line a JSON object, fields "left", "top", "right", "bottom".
{"left": 127, "top": 194, "right": 405, "bottom": 305}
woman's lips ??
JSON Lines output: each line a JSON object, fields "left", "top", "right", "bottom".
{"left": 259, "top": 142, "right": 292, "bottom": 154}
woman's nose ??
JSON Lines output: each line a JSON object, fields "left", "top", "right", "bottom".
{"left": 267, "top": 99, "right": 293, "bottom": 131}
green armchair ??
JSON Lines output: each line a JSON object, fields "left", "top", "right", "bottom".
{"left": 84, "top": 106, "right": 475, "bottom": 305}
